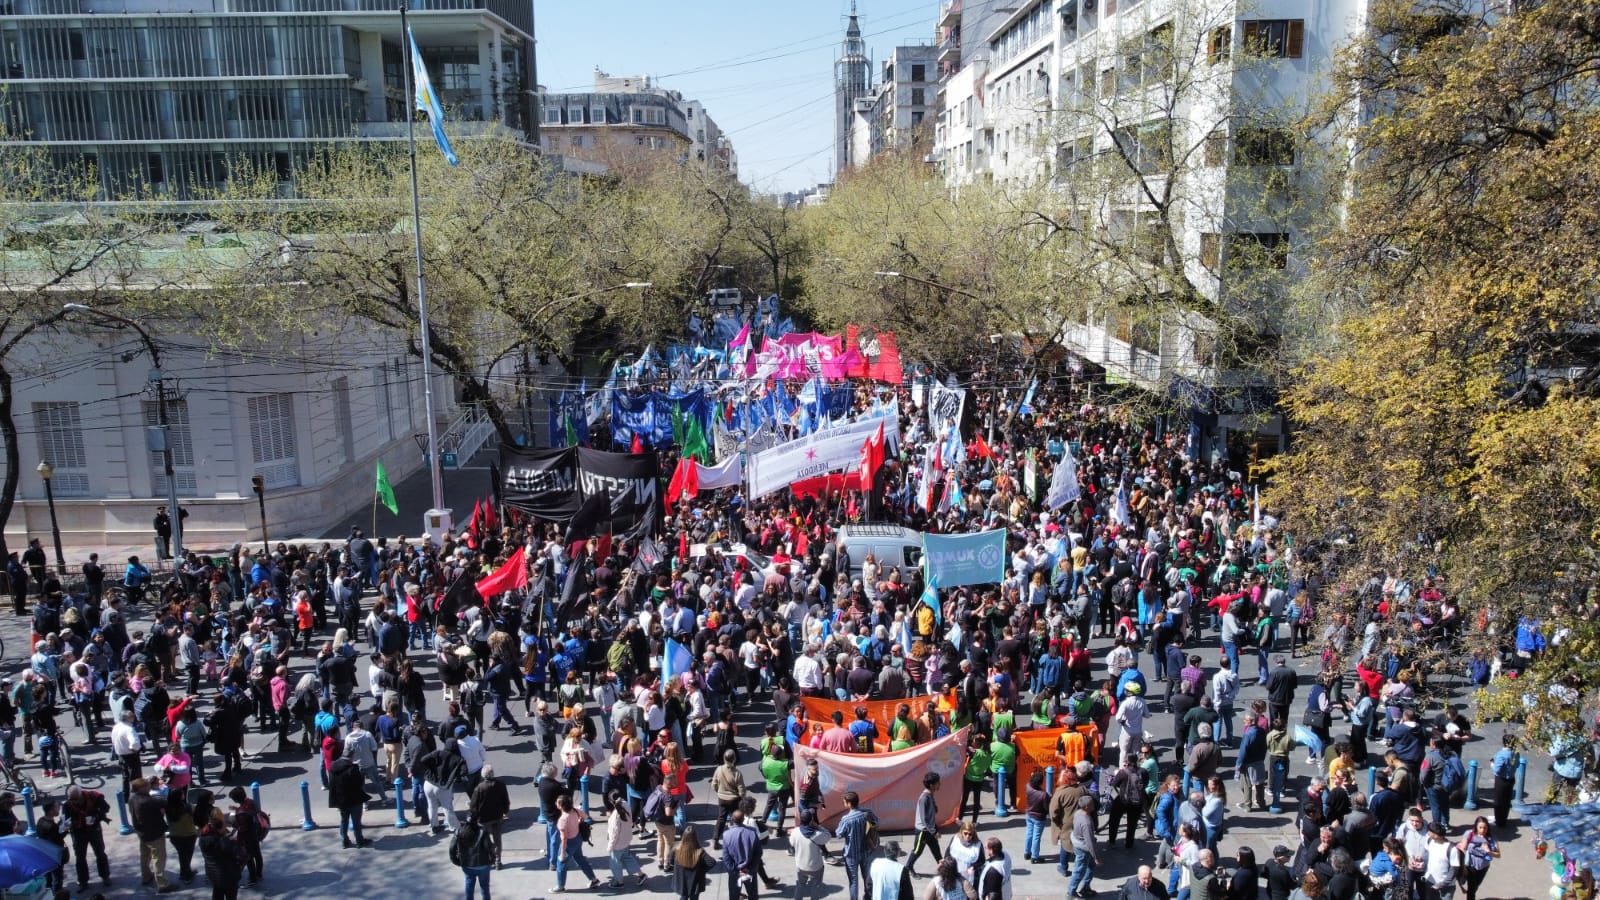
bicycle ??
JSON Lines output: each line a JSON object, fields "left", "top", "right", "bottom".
{"left": 0, "top": 754, "right": 36, "bottom": 797}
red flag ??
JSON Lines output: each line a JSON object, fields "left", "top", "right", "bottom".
{"left": 973, "top": 433, "right": 996, "bottom": 460}
{"left": 630, "top": 433, "right": 644, "bottom": 454}
{"left": 844, "top": 325, "right": 867, "bottom": 378}
{"left": 666, "top": 457, "right": 700, "bottom": 504}
{"left": 858, "top": 420, "right": 885, "bottom": 490}
{"left": 795, "top": 529, "right": 810, "bottom": 558}
{"left": 483, "top": 497, "right": 498, "bottom": 531}
{"left": 474, "top": 546, "right": 529, "bottom": 598}
{"left": 678, "top": 531, "right": 689, "bottom": 564}
{"left": 866, "top": 330, "right": 902, "bottom": 384}
{"left": 594, "top": 532, "right": 613, "bottom": 565}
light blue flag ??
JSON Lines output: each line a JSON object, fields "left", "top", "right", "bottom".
{"left": 408, "top": 29, "right": 458, "bottom": 166}
{"left": 1018, "top": 378, "right": 1038, "bottom": 415}
{"left": 662, "top": 637, "right": 692, "bottom": 684}
{"left": 922, "top": 528, "right": 1008, "bottom": 588}
{"left": 919, "top": 571, "right": 943, "bottom": 627}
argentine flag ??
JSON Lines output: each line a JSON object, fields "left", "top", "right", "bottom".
{"left": 919, "top": 571, "right": 942, "bottom": 626}
{"left": 409, "top": 29, "right": 459, "bottom": 166}
{"left": 662, "top": 637, "right": 692, "bottom": 685}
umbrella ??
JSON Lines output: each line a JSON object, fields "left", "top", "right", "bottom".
{"left": 0, "top": 836, "right": 64, "bottom": 884}
{"left": 1518, "top": 801, "right": 1600, "bottom": 870}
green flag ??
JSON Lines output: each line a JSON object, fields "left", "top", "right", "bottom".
{"left": 670, "top": 404, "right": 686, "bottom": 447}
{"left": 684, "top": 411, "right": 710, "bottom": 463}
{"left": 375, "top": 460, "right": 398, "bottom": 515}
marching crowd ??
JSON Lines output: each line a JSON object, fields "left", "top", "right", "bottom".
{"left": 0, "top": 374, "right": 1541, "bottom": 900}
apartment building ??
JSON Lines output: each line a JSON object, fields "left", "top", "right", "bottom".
{"left": 538, "top": 71, "right": 735, "bottom": 173}
{"left": 934, "top": 0, "right": 1367, "bottom": 459}
{"left": 0, "top": 0, "right": 539, "bottom": 199}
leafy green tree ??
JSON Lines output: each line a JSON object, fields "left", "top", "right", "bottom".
{"left": 1266, "top": 0, "right": 1600, "bottom": 757}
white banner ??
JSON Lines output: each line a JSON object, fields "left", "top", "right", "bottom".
{"left": 928, "top": 383, "right": 965, "bottom": 428}
{"left": 695, "top": 454, "right": 744, "bottom": 491}
{"left": 747, "top": 430, "right": 872, "bottom": 499}
{"left": 1045, "top": 452, "right": 1081, "bottom": 510}
{"left": 810, "top": 406, "right": 900, "bottom": 451}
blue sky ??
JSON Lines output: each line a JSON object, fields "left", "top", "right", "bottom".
{"left": 535, "top": 1, "right": 937, "bottom": 195}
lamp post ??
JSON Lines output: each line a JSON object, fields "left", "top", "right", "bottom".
{"left": 61, "top": 304, "right": 183, "bottom": 561}
{"left": 35, "top": 461, "right": 65, "bottom": 577}
{"left": 250, "top": 475, "right": 268, "bottom": 555}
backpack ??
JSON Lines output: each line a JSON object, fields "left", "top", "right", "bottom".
{"left": 1439, "top": 754, "right": 1466, "bottom": 793}
{"left": 1115, "top": 769, "right": 1143, "bottom": 806}
{"left": 642, "top": 786, "right": 668, "bottom": 824}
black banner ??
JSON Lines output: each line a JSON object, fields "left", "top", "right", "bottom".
{"left": 500, "top": 447, "right": 582, "bottom": 522}
{"left": 499, "top": 446, "right": 659, "bottom": 537}
{"left": 576, "top": 448, "right": 660, "bottom": 538}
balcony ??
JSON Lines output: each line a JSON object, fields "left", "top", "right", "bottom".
{"left": 938, "top": 36, "right": 961, "bottom": 68}
{"left": 938, "top": 0, "right": 961, "bottom": 29}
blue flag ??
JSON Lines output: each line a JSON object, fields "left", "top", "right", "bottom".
{"left": 919, "top": 571, "right": 943, "bottom": 626}
{"left": 408, "top": 29, "right": 458, "bottom": 166}
{"left": 662, "top": 637, "right": 692, "bottom": 684}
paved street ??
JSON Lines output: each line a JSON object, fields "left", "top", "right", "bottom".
{"left": 0, "top": 582, "right": 1559, "bottom": 900}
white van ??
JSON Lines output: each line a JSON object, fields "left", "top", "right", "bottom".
{"left": 833, "top": 524, "right": 925, "bottom": 580}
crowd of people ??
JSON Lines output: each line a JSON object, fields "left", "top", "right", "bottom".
{"left": 0, "top": 371, "right": 1549, "bottom": 900}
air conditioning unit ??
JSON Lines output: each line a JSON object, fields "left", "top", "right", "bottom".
{"left": 1083, "top": 0, "right": 1096, "bottom": 11}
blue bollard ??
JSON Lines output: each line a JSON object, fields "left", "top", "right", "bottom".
{"left": 994, "top": 766, "right": 1010, "bottom": 817}
{"left": 580, "top": 774, "right": 590, "bottom": 814}
{"left": 116, "top": 790, "right": 134, "bottom": 835}
{"left": 1368, "top": 766, "right": 1377, "bottom": 797}
{"left": 1045, "top": 766, "right": 1056, "bottom": 794}
{"left": 393, "top": 778, "right": 409, "bottom": 828}
{"left": 1514, "top": 756, "right": 1528, "bottom": 804}
{"left": 299, "top": 780, "right": 317, "bottom": 831}
{"left": 21, "top": 787, "right": 35, "bottom": 835}
{"left": 1464, "top": 760, "right": 1480, "bottom": 810}
{"left": 251, "top": 782, "right": 262, "bottom": 811}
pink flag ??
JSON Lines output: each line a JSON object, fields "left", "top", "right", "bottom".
{"left": 729, "top": 322, "right": 750, "bottom": 349}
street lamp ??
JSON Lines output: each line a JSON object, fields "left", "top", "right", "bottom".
{"left": 35, "top": 460, "right": 65, "bottom": 577}
{"left": 61, "top": 303, "right": 184, "bottom": 562}
{"left": 250, "top": 475, "right": 268, "bottom": 555}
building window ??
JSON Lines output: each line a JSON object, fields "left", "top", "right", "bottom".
{"left": 591, "top": 105, "right": 605, "bottom": 125}
{"left": 912, "top": 110, "right": 924, "bottom": 127}
{"left": 248, "top": 393, "right": 300, "bottom": 488}
{"left": 142, "top": 400, "right": 196, "bottom": 495}
{"left": 631, "top": 107, "right": 642, "bottom": 124}
{"left": 1243, "top": 19, "right": 1305, "bottom": 59}
{"left": 568, "top": 105, "right": 583, "bottom": 123}
{"left": 543, "top": 107, "right": 560, "bottom": 124}
{"left": 911, "top": 64, "right": 926, "bottom": 81}
{"left": 1234, "top": 126, "right": 1297, "bottom": 165}
{"left": 1199, "top": 233, "right": 1221, "bottom": 270}
{"left": 332, "top": 377, "right": 355, "bottom": 468}
{"left": 911, "top": 88, "right": 925, "bottom": 106}
{"left": 32, "top": 401, "right": 89, "bottom": 496}
{"left": 1208, "top": 25, "right": 1232, "bottom": 63}
{"left": 1235, "top": 232, "right": 1291, "bottom": 269}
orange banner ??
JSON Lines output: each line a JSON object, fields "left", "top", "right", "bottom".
{"left": 1013, "top": 725, "right": 1101, "bottom": 797}
{"left": 795, "top": 727, "right": 970, "bottom": 831}
{"left": 797, "top": 692, "right": 957, "bottom": 734}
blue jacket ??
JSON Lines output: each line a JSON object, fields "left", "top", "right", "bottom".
{"left": 1236, "top": 722, "right": 1267, "bottom": 768}
{"left": 1154, "top": 790, "right": 1180, "bottom": 842}
{"left": 1036, "top": 655, "right": 1064, "bottom": 693}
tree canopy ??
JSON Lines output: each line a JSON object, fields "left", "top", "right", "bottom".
{"left": 1266, "top": 0, "right": 1600, "bottom": 753}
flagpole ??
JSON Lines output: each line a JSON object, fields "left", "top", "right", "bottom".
{"left": 400, "top": 4, "right": 446, "bottom": 517}
{"left": 372, "top": 490, "right": 378, "bottom": 538}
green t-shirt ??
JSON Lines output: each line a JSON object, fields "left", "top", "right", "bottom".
{"left": 992, "top": 711, "right": 1016, "bottom": 735}
{"left": 966, "top": 747, "right": 993, "bottom": 781}
{"left": 988, "top": 741, "right": 1017, "bottom": 775}
{"left": 761, "top": 754, "right": 792, "bottom": 792}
